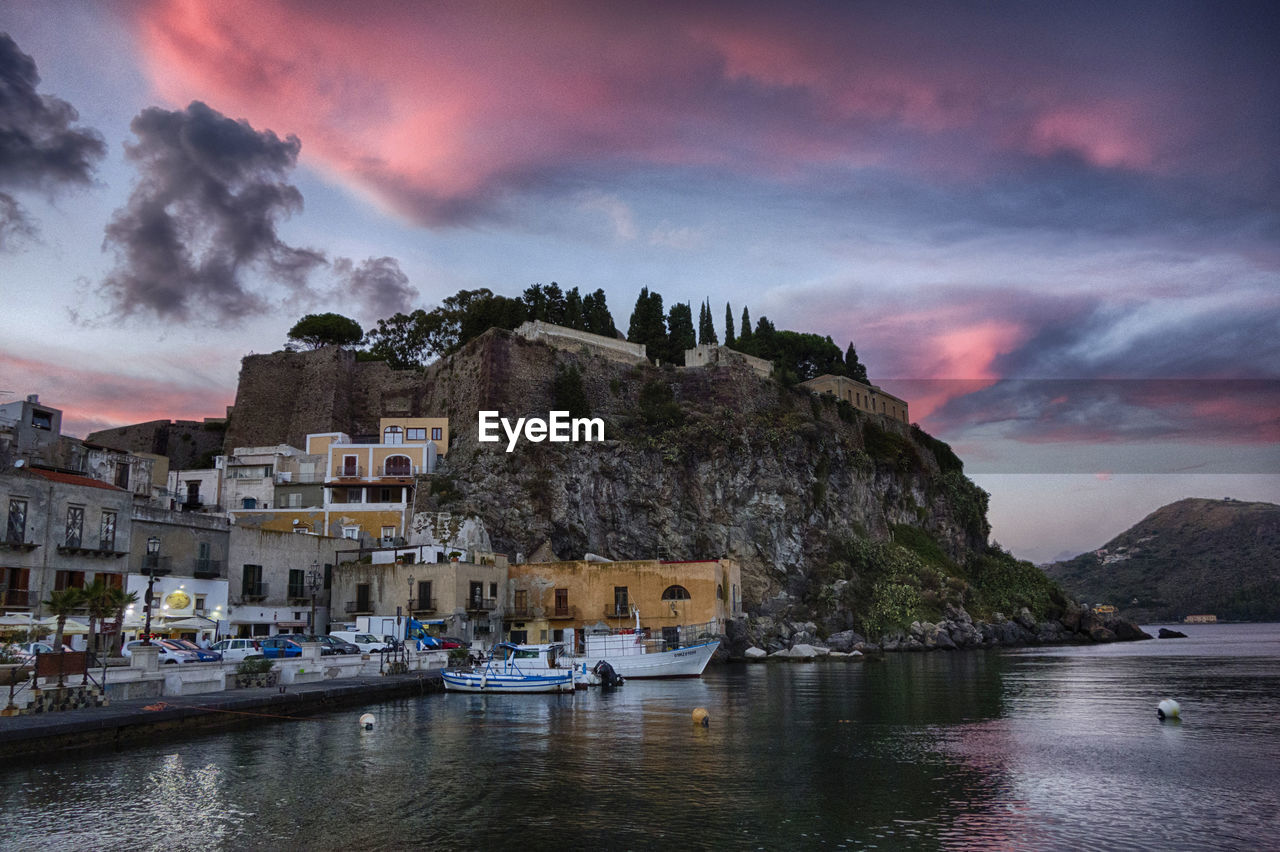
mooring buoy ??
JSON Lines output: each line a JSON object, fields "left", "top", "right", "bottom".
{"left": 692, "top": 707, "right": 709, "bottom": 727}
{"left": 359, "top": 712, "right": 376, "bottom": 730}
{"left": 1157, "top": 699, "right": 1180, "bottom": 720}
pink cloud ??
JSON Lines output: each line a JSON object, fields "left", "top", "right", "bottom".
{"left": 1, "top": 350, "right": 232, "bottom": 439}
{"left": 119, "top": 2, "right": 1200, "bottom": 225}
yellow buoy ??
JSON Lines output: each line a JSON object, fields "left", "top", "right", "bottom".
{"left": 359, "top": 713, "right": 375, "bottom": 730}
{"left": 692, "top": 707, "right": 709, "bottom": 727}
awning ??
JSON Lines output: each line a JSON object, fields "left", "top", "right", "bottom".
{"left": 163, "top": 616, "right": 218, "bottom": 630}
{"left": 274, "top": 620, "right": 308, "bottom": 628}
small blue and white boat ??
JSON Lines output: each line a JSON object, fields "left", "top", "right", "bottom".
{"left": 442, "top": 643, "right": 575, "bottom": 694}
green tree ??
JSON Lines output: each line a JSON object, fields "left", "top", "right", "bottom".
{"left": 738, "top": 306, "right": 752, "bottom": 345}
{"left": 523, "top": 282, "right": 567, "bottom": 324}
{"left": 552, "top": 365, "right": 591, "bottom": 419}
{"left": 365, "top": 309, "right": 433, "bottom": 369}
{"left": 845, "top": 342, "right": 869, "bottom": 383}
{"left": 287, "top": 313, "right": 364, "bottom": 349}
{"left": 43, "top": 587, "right": 85, "bottom": 652}
{"left": 627, "top": 287, "right": 667, "bottom": 362}
{"left": 666, "top": 302, "right": 696, "bottom": 364}
{"left": 564, "top": 287, "right": 584, "bottom": 330}
{"left": 109, "top": 587, "right": 140, "bottom": 656}
{"left": 82, "top": 579, "right": 115, "bottom": 659}
{"left": 697, "top": 299, "right": 718, "bottom": 345}
{"left": 582, "top": 288, "right": 617, "bottom": 337}
{"left": 724, "top": 302, "right": 735, "bottom": 346}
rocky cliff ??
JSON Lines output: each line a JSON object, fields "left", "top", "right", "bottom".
{"left": 225, "top": 331, "right": 1073, "bottom": 641}
{"left": 1045, "top": 498, "right": 1280, "bottom": 622}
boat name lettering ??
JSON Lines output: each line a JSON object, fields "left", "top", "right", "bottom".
{"left": 674, "top": 650, "right": 694, "bottom": 658}
{"left": 478, "top": 410, "right": 605, "bottom": 452}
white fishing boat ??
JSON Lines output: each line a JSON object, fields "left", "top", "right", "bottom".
{"left": 442, "top": 644, "right": 575, "bottom": 693}
{"left": 573, "top": 610, "right": 721, "bottom": 679}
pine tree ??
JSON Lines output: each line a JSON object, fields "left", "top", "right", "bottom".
{"left": 627, "top": 287, "right": 667, "bottom": 361}
{"left": 564, "top": 287, "right": 584, "bottom": 330}
{"left": 724, "top": 302, "right": 735, "bottom": 346}
{"left": 583, "top": 288, "right": 617, "bottom": 337}
{"left": 667, "top": 302, "right": 696, "bottom": 364}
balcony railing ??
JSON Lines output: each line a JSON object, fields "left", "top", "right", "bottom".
{"left": 411, "top": 598, "right": 438, "bottom": 614}
{"left": 345, "top": 600, "right": 373, "bottom": 614}
{"left": 193, "top": 558, "right": 224, "bottom": 578}
{"left": 604, "top": 605, "right": 632, "bottom": 618}
{"left": 241, "top": 582, "right": 268, "bottom": 601}
{"left": 507, "top": 604, "right": 532, "bottom": 619}
{"left": 1, "top": 589, "right": 36, "bottom": 608}
{"left": 330, "top": 465, "right": 366, "bottom": 479}
{"left": 550, "top": 604, "right": 577, "bottom": 620}
{"left": 275, "top": 471, "right": 326, "bottom": 484}
{"left": 0, "top": 533, "right": 39, "bottom": 552}
{"left": 466, "top": 598, "right": 496, "bottom": 612}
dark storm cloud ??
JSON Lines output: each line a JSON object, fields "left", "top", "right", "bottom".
{"left": 331, "top": 256, "right": 419, "bottom": 324}
{"left": 0, "top": 32, "right": 105, "bottom": 248}
{"left": 99, "top": 100, "right": 325, "bottom": 321}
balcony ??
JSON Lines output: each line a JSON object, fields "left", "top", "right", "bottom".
{"left": 58, "top": 538, "right": 127, "bottom": 558}
{"left": 603, "top": 605, "right": 632, "bottom": 618}
{"left": 345, "top": 600, "right": 373, "bottom": 615}
{"left": 550, "top": 605, "right": 578, "bottom": 621}
{"left": 1, "top": 589, "right": 36, "bottom": 608}
{"left": 0, "top": 533, "right": 39, "bottom": 553}
{"left": 411, "top": 598, "right": 438, "bottom": 615}
{"left": 466, "top": 598, "right": 497, "bottom": 613}
{"left": 327, "top": 465, "right": 366, "bottom": 481}
{"left": 241, "top": 582, "right": 268, "bottom": 602}
{"left": 193, "top": 558, "right": 224, "bottom": 579}
{"left": 506, "top": 604, "right": 532, "bottom": 619}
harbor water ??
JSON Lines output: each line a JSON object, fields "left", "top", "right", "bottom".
{"left": 2, "top": 623, "right": 1279, "bottom": 850}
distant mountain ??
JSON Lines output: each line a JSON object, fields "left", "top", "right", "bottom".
{"left": 1044, "top": 498, "right": 1280, "bottom": 622}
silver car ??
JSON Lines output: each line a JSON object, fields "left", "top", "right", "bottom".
{"left": 208, "top": 638, "right": 265, "bottom": 661}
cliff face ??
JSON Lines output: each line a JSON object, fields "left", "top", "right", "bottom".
{"left": 1045, "top": 498, "right": 1280, "bottom": 622}
{"left": 224, "top": 332, "right": 1017, "bottom": 633}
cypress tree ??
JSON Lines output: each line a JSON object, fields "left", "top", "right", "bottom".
{"left": 845, "top": 342, "right": 869, "bottom": 383}
{"left": 667, "top": 302, "right": 696, "bottom": 364}
{"left": 739, "top": 306, "right": 752, "bottom": 343}
{"left": 627, "top": 287, "right": 667, "bottom": 361}
{"left": 724, "top": 302, "right": 735, "bottom": 346}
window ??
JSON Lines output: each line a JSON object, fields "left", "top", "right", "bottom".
{"left": 6, "top": 498, "right": 27, "bottom": 544}
{"left": 510, "top": 629, "right": 527, "bottom": 645}
{"left": 241, "top": 497, "right": 257, "bottom": 509}
{"left": 342, "top": 455, "right": 358, "bottom": 476}
{"left": 54, "top": 570, "right": 86, "bottom": 590}
{"left": 101, "top": 573, "right": 123, "bottom": 590}
{"left": 383, "top": 425, "right": 404, "bottom": 444}
{"left": 356, "top": 583, "right": 371, "bottom": 611}
{"left": 114, "top": 462, "right": 130, "bottom": 489}
{"left": 185, "top": 480, "right": 201, "bottom": 505}
{"left": 288, "top": 569, "right": 306, "bottom": 599}
{"left": 514, "top": 589, "right": 528, "bottom": 613}
{"left": 469, "top": 581, "right": 483, "bottom": 608}
{"left": 489, "top": 581, "right": 498, "bottom": 600}
{"left": 378, "top": 487, "right": 397, "bottom": 502}
{"left": 194, "top": 595, "right": 206, "bottom": 613}
{"left": 554, "top": 588, "right": 568, "bottom": 616}
{"left": 99, "top": 511, "right": 117, "bottom": 550}
{"left": 613, "top": 586, "right": 629, "bottom": 616}
{"left": 661, "top": 585, "right": 691, "bottom": 600}
{"left": 287, "top": 492, "right": 302, "bottom": 508}
{"left": 717, "top": 584, "right": 724, "bottom": 600}
{"left": 343, "top": 527, "right": 360, "bottom": 540}
{"left": 65, "top": 505, "right": 84, "bottom": 547}
{"left": 431, "top": 427, "right": 443, "bottom": 441}
{"left": 417, "top": 580, "right": 432, "bottom": 609}
{"left": 406, "top": 428, "right": 426, "bottom": 441}
{"left": 242, "top": 565, "right": 263, "bottom": 597}
{"left": 2, "top": 568, "right": 30, "bottom": 606}
{"left": 381, "top": 526, "right": 396, "bottom": 542}
{"left": 384, "top": 455, "right": 412, "bottom": 476}
{"left": 30, "top": 409, "right": 53, "bottom": 430}
{"left": 324, "top": 563, "right": 332, "bottom": 591}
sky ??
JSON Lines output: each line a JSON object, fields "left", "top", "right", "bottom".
{"left": 2, "top": 1, "right": 1277, "bottom": 563}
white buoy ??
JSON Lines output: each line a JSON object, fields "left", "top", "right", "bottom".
{"left": 1157, "top": 699, "right": 1180, "bottom": 720}
{"left": 359, "top": 713, "right": 375, "bottom": 730}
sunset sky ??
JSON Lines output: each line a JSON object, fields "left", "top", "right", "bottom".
{"left": 2, "top": 1, "right": 1276, "bottom": 562}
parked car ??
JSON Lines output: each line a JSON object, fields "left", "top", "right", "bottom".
{"left": 162, "top": 639, "right": 222, "bottom": 662}
{"left": 329, "top": 631, "right": 388, "bottom": 654}
{"left": 273, "top": 633, "right": 339, "bottom": 656}
{"left": 257, "top": 636, "right": 303, "bottom": 658}
{"left": 209, "top": 638, "right": 265, "bottom": 662}
{"left": 122, "top": 639, "right": 200, "bottom": 664}
{"left": 311, "top": 635, "right": 360, "bottom": 655}
{"left": 437, "top": 636, "right": 466, "bottom": 649}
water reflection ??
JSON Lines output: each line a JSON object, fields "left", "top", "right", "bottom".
{"left": 2, "top": 631, "right": 1279, "bottom": 850}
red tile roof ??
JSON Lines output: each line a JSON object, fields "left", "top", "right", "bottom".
{"left": 28, "top": 468, "right": 126, "bottom": 491}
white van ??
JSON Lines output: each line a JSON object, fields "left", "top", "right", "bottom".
{"left": 329, "top": 631, "right": 389, "bottom": 653}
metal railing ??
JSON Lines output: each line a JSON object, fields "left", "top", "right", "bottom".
{"left": 330, "top": 465, "right": 365, "bottom": 479}
{"left": 345, "top": 600, "right": 373, "bottom": 614}
{"left": 551, "top": 604, "right": 577, "bottom": 620}
{"left": 467, "top": 598, "right": 496, "bottom": 612}
{"left": 412, "top": 598, "right": 438, "bottom": 613}
{"left": 241, "top": 582, "right": 268, "bottom": 600}
{"left": 193, "top": 558, "right": 223, "bottom": 578}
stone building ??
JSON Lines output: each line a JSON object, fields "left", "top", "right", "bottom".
{"left": 799, "top": 374, "right": 910, "bottom": 423}
{"left": 223, "top": 525, "right": 345, "bottom": 637}
{"left": 504, "top": 557, "right": 742, "bottom": 647}
{"left": 683, "top": 344, "right": 773, "bottom": 379}
{"left": 515, "top": 320, "right": 647, "bottom": 365}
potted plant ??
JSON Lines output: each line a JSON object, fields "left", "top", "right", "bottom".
{"left": 233, "top": 657, "right": 279, "bottom": 689}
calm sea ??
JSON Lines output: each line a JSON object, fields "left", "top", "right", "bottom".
{"left": 2, "top": 623, "right": 1278, "bottom": 850}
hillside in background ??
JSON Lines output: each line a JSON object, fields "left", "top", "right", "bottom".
{"left": 225, "top": 331, "right": 1071, "bottom": 640}
{"left": 1044, "top": 498, "right": 1280, "bottom": 622}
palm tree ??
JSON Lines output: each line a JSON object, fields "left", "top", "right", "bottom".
{"left": 108, "top": 587, "right": 139, "bottom": 657}
{"left": 82, "top": 580, "right": 115, "bottom": 661}
{"left": 43, "top": 587, "right": 86, "bottom": 652}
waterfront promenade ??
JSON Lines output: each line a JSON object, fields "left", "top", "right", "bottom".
{"left": 0, "top": 670, "right": 443, "bottom": 761}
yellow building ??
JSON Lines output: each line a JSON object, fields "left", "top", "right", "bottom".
{"left": 799, "top": 374, "right": 909, "bottom": 423}
{"left": 505, "top": 558, "right": 742, "bottom": 646}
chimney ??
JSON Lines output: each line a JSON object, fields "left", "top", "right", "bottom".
{"left": 26, "top": 394, "right": 38, "bottom": 403}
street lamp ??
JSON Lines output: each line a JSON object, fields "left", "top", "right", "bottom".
{"left": 407, "top": 574, "right": 415, "bottom": 614}
{"left": 142, "top": 536, "right": 170, "bottom": 646}
{"left": 307, "top": 561, "right": 322, "bottom": 634}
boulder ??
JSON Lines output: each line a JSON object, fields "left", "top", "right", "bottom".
{"left": 1158, "top": 628, "right": 1188, "bottom": 639}
{"left": 1089, "top": 626, "right": 1117, "bottom": 642}
{"left": 1015, "top": 607, "right": 1037, "bottom": 631}
{"left": 1109, "top": 620, "right": 1153, "bottom": 641}
{"left": 744, "top": 646, "right": 768, "bottom": 660}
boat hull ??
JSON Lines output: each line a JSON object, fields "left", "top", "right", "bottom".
{"left": 442, "top": 669, "right": 574, "bottom": 694}
{"left": 582, "top": 640, "right": 720, "bottom": 679}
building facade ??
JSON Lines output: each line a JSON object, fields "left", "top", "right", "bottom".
{"left": 799, "top": 375, "right": 910, "bottom": 424}
{"left": 224, "top": 525, "right": 345, "bottom": 637}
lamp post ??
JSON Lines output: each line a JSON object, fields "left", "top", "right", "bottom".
{"left": 307, "top": 561, "right": 322, "bottom": 635}
{"left": 142, "top": 536, "right": 170, "bottom": 646}
{"left": 407, "top": 574, "right": 415, "bottom": 615}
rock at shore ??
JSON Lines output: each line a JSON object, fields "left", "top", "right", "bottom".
{"left": 1157, "top": 627, "right": 1188, "bottom": 639}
